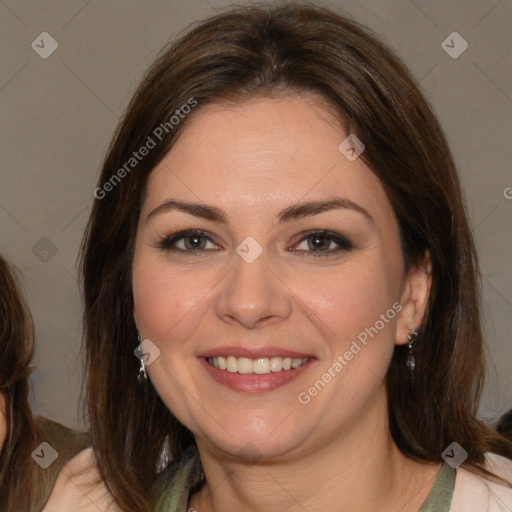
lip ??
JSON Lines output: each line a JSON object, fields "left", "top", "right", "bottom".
{"left": 197, "top": 346, "right": 314, "bottom": 359}
{"left": 198, "top": 355, "right": 316, "bottom": 394}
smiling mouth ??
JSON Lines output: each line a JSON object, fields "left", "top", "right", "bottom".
{"left": 206, "top": 356, "right": 310, "bottom": 375}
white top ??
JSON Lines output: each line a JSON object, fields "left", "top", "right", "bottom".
{"left": 43, "top": 449, "right": 512, "bottom": 511}
{"left": 450, "top": 453, "right": 512, "bottom": 511}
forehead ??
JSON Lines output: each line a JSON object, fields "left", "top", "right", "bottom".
{"left": 142, "top": 95, "right": 394, "bottom": 225}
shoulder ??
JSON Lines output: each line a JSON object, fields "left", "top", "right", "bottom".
{"left": 42, "top": 448, "right": 122, "bottom": 511}
{"left": 450, "top": 453, "right": 512, "bottom": 511}
{"left": 485, "top": 452, "right": 512, "bottom": 481}
{"left": 29, "top": 416, "right": 91, "bottom": 510}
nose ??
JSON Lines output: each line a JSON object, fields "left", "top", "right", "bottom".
{"left": 215, "top": 249, "right": 293, "bottom": 329}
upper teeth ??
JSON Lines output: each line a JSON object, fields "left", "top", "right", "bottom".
{"left": 207, "top": 356, "right": 309, "bottom": 374}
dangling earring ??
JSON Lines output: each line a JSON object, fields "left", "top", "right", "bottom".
{"left": 137, "top": 334, "right": 148, "bottom": 383}
{"left": 406, "top": 325, "right": 419, "bottom": 371}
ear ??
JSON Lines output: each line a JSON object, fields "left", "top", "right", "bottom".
{"left": 395, "top": 250, "right": 432, "bottom": 346}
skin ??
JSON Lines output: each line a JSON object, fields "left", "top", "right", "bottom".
{"left": 131, "top": 93, "right": 438, "bottom": 512}
{"left": 43, "top": 448, "right": 122, "bottom": 511}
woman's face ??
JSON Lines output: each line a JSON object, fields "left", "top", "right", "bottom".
{"left": 132, "top": 94, "right": 423, "bottom": 461}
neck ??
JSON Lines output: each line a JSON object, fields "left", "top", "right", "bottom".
{"left": 190, "top": 387, "right": 441, "bottom": 512}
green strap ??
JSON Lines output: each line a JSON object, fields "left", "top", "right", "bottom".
{"left": 154, "top": 444, "right": 203, "bottom": 512}
{"left": 418, "top": 463, "right": 456, "bottom": 512}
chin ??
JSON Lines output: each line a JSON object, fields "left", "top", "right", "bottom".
{"left": 194, "top": 414, "right": 312, "bottom": 463}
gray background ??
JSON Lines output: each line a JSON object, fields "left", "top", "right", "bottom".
{"left": 0, "top": 0, "right": 510, "bottom": 431}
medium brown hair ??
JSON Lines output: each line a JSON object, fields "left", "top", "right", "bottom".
{"left": 0, "top": 256, "right": 39, "bottom": 510}
{"left": 80, "top": 3, "right": 512, "bottom": 510}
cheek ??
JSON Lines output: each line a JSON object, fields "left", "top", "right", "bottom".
{"left": 132, "top": 257, "right": 208, "bottom": 427}
{"left": 294, "top": 264, "right": 399, "bottom": 409}
{"left": 296, "top": 258, "right": 400, "bottom": 340}
{"left": 132, "top": 258, "right": 207, "bottom": 339}
{"left": 292, "top": 257, "right": 401, "bottom": 400}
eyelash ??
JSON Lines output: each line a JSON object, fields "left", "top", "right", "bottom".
{"left": 156, "top": 229, "right": 353, "bottom": 258}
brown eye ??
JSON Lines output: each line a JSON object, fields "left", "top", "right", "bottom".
{"left": 292, "top": 231, "right": 352, "bottom": 257}
{"left": 307, "top": 235, "right": 333, "bottom": 251}
{"left": 158, "top": 230, "right": 219, "bottom": 252}
{"left": 182, "top": 234, "right": 207, "bottom": 250}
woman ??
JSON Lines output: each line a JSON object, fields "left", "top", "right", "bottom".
{"left": 69, "top": 3, "right": 512, "bottom": 511}
{"left": 0, "top": 254, "right": 39, "bottom": 510}
{"left": 0, "top": 255, "right": 90, "bottom": 511}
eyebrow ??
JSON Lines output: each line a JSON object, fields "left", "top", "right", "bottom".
{"left": 145, "top": 196, "right": 374, "bottom": 225}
